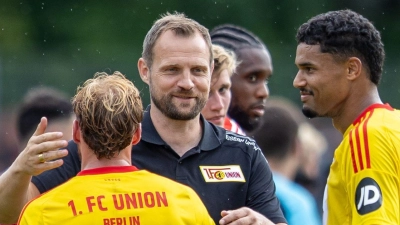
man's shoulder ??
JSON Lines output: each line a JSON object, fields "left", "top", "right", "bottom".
{"left": 358, "top": 104, "right": 400, "bottom": 132}
{"left": 223, "top": 131, "right": 261, "bottom": 152}
{"left": 136, "top": 170, "right": 197, "bottom": 192}
{"left": 66, "top": 140, "right": 78, "bottom": 151}
{"left": 64, "top": 140, "right": 81, "bottom": 163}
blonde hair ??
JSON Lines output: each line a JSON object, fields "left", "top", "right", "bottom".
{"left": 72, "top": 71, "right": 143, "bottom": 159}
{"left": 298, "top": 122, "right": 327, "bottom": 156}
{"left": 142, "top": 12, "right": 213, "bottom": 68}
{"left": 212, "top": 44, "right": 237, "bottom": 81}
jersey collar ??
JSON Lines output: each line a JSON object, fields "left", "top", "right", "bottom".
{"left": 352, "top": 103, "right": 393, "bottom": 125}
{"left": 78, "top": 166, "right": 139, "bottom": 176}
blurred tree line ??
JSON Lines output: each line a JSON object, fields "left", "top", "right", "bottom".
{"left": 0, "top": 1, "right": 399, "bottom": 169}
{"left": 1, "top": 0, "right": 399, "bottom": 110}
{"left": 0, "top": 0, "right": 398, "bottom": 212}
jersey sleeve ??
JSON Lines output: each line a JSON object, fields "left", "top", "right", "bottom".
{"left": 346, "top": 125, "right": 399, "bottom": 224}
{"left": 246, "top": 140, "right": 287, "bottom": 224}
{"left": 31, "top": 140, "right": 81, "bottom": 193}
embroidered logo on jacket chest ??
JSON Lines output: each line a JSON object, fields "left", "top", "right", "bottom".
{"left": 199, "top": 165, "right": 246, "bottom": 182}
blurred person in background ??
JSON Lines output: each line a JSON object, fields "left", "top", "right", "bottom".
{"left": 17, "top": 86, "right": 74, "bottom": 148}
{"left": 260, "top": 96, "right": 329, "bottom": 216}
{"left": 210, "top": 24, "right": 272, "bottom": 135}
{"left": 294, "top": 9, "right": 400, "bottom": 224}
{"left": 0, "top": 113, "right": 18, "bottom": 172}
{"left": 305, "top": 117, "right": 342, "bottom": 217}
{"left": 201, "top": 44, "right": 244, "bottom": 135}
{"left": 253, "top": 97, "right": 321, "bottom": 225}
{"left": 0, "top": 86, "right": 73, "bottom": 176}
{"left": 294, "top": 123, "right": 328, "bottom": 201}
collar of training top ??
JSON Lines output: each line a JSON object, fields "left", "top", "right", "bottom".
{"left": 141, "top": 105, "right": 224, "bottom": 151}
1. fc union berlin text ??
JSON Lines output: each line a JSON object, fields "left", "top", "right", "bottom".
{"left": 67, "top": 191, "right": 168, "bottom": 224}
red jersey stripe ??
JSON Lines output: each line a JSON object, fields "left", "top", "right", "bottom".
{"left": 349, "top": 129, "right": 358, "bottom": 173}
{"left": 355, "top": 123, "right": 364, "bottom": 170}
{"left": 362, "top": 110, "right": 374, "bottom": 169}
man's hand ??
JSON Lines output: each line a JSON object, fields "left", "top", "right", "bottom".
{"left": 0, "top": 117, "right": 69, "bottom": 224}
{"left": 13, "top": 117, "right": 68, "bottom": 176}
{"left": 219, "top": 207, "right": 285, "bottom": 225}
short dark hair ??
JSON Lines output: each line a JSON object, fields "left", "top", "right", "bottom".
{"left": 17, "top": 87, "right": 73, "bottom": 141}
{"left": 296, "top": 9, "right": 385, "bottom": 85}
{"left": 210, "top": 24, "right": 266, "bottom": 52}
{"left": 253, "top": 105, "right": 299, "bottom": 160}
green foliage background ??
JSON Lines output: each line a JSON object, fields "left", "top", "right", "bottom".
{"left": 1, "top": 0, "right": 400, "bottom": 109}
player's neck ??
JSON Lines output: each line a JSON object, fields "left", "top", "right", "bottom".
{"left": 80, "top": 146, "right": 132, "bottom": 170}
{"left": 333, "top": 88, "right": 382, "bottom": 134}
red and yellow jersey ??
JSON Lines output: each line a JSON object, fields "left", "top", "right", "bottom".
{"left": 323, "top": 104, "right": 400, "bottom": 225}
{"left": 18, "top": 166, "right": 214, "bottom": 225}
{"left": 224, "top": 116, "right": 246, "bottom": 135}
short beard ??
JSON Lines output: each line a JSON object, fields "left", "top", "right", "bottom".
{"left": 228, "top": 105, "right": 261, "bottom": 132}
{"left": 151, "top": 91, "right": 206, "bottom": 121}
{"left": 302, "top": 107, "right": 318, "bottom": 119}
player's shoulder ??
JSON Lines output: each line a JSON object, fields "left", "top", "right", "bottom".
{"left": 367, "top": 106, "right": 400, "bottom": 128}
{"left": 379, "top": 108, "right": 400, "bottom": 132}
{"left": 24, "top": 183, "right": 65, "bottom": 209}
{"left": 351, "top": 106, "right": 400, "bottom": 138}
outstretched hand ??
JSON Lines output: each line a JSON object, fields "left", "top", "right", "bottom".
{"left": 219, "top": 207, "right": 279, "bottom": 225}
{"left": 13, "top": 117, "right": 69, "bottom": 176}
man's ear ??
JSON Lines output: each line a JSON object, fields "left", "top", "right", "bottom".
{"left": 347, "top": 57, "right": 362, "bottom": 81}
{"left": 210, "top": 60, "right": 215, "bottom": 78}
{"left": 138, "top": 58, "right": 150, "bottom": 85}
{"left": 131, "top": 124, "right": 142, "bottom": 145}
{"left": 72, "top": 119, "right": 81, "bottom": 144}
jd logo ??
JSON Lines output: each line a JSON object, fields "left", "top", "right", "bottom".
{"left": 355, "top": 177, "right": 382, "bottom": 215}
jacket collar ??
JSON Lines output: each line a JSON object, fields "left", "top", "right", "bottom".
{"left": 141, "top": 105, "right": 224, "bottom": 151}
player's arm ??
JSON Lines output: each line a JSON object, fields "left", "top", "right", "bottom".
{"left": 350, "top": 168, "right": 399, "bottom": 224}
{"left": 349, "top": 127, "right": 399, "bottom": 224}
{"left": 0, "top": 117, "right": 68, "bottom": 223}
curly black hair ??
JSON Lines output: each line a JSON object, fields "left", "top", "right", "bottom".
{"left": 296, "top": 9, "right": 385, "bottom": 85}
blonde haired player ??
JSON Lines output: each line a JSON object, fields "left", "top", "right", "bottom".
{"left": 18, "top": 72, "right": 214, "bottom": 225}
{"left": 201, "top": 44, "right": 244, "bottom": 135}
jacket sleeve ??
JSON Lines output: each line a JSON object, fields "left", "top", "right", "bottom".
{"left": 246, "top": 140, "right": 287, "bottom": 224}
{"left": 31, "top": 140, "right": 81, "bottom": 193}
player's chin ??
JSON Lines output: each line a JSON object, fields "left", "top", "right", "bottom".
{"left": 302, "top": 106, "right": 318, "bottom": 119}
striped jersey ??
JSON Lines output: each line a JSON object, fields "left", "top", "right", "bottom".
{"left": 18, "top": 166, "right": 215, "bottom": 225}
{"left": 224, "top": 116, "right": 246, "bottom": 135}
{"left": 323, "top": 104, "right": 400, "bottom": 224}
